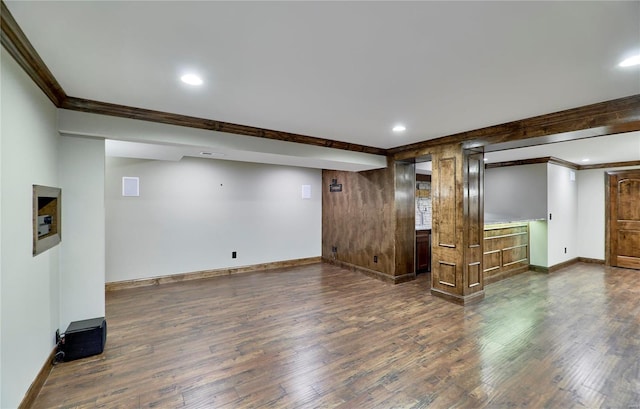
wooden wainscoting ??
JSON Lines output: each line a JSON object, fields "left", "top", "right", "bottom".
{"left": 483, "top": 222, "right": 529, "bottom": 284}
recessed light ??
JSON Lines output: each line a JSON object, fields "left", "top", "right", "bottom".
{"left": 392, "top": 125, "right": 406, "bottom": 132}
{"left": 581, "top": 158, "right": 590, "bottom": 162}
{"left": 181, "top": 74, "right": 203, "bottom": 86}
{"left": 619, "top": 55, "right": 640, "bottom": 67}
{"left": 483, "top": 158, "right": 488, "bottom": 162}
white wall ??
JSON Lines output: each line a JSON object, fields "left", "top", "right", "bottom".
{"left": 484, "top": 163, "right": 547, "bottom": 223}
{"left": 59, "top": 136, "right": 105, "bottom": 330}
{"left": 1, "top": 47, "right": 60, "bottom": 408}
{"left": 577, "top": 165, "right": 640, "bottom": 260}
{"left": 547, "top": 163, "right": 578, "bottom": 266}
{"left": 105, "top": 156, "right": 321, "bottom": 282}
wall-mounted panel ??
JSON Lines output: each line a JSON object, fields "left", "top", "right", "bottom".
{"left": 468, "top": 262, "right": 481, "bottom": 287}
{"left": 438, "top": 262, "right": 456, "bottom": 287}
{"left": 438, "top": 157, "right": 456, "bottom": 248}
{"left": 467, "top": 156, "right": 482, "bottom": 247}
{"left": 483, "top": 222, "right": 529, "bottom": 284}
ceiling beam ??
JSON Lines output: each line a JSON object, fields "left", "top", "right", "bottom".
{"left": 60, "top": 97, "right": 387, "bottom": 155}
{"left": 391, "top": 94, "right": 640, "bottom": 159}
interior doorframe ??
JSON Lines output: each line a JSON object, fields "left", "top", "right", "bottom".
{"left": 604, "top": 169, "right": 640, "bottom": 267}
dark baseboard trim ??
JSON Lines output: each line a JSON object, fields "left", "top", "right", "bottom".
{"left": 430, "top": 288, "right": 485, "bottom": 305}
{"left": 548, "top": 258, "right": 579, "bottom": 273}
{"left": 321, "top": 258, "right": 416, "bottom": 284}
{"left": 106, "top": 257, "right": 322, "bottom": 291}
{"left": 484, "top": 265, "right": 530, "bottom": 285}
{"left": 530, "top": 258, "right": 581, "bottom": 274}
{"left": 529, "top": 265, "right": 549, "bottom": 273}
{"left": 18, "top": 346, "right": 57, "bottom": 409}
{"left": 578, "top": 257, "right": 605, "bottom": 264}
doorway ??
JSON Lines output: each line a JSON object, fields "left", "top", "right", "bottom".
{"left": 415, "top": 156, "right": 432, "bottom": 274}
{"left": 606, "top": 170, "right": 640, "bottom": 270}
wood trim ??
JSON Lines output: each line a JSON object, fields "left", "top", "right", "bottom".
{"left": 548, "top": 258, "right": 579, "bottom": 273}
{"left": 486, "top": 156, "right": 578, "bottom": 170}
{"left": 605, "top": 171, "right": 613, "bottom": 266}
{"left": 391, "top": 94, "right": 640, "bottom": 159}
{"left": 322, "top": 257, "right": 416, "bottom": 284}
{"left": 61, "top": 97, "right": 387, "bottom": 155}
{"left": 105, "top": 257, "right": 322, "bottom": 291}
{"left": 484, "top": 265, "right": 529, "bottom": 285}
{"left": 529, "top": 265, "right": 549, "bottom": 273}
{"left": 533, "top": 259, "right": 603, "bottom": 273}
{"left": 529, "top": 257, "right": 580, "bottom": 273}
{"left": 488, "top": 158, "right": 640, "bottom": 171}
{"left": 485, "top": 157, "right": 551, "bottom": 169}
{"left": 18, "top": 346, "right": 57, "bottom": 409}
{"left": 430, "top": 288, "right": 485, "bottom": 305}
{"left": 579, "top": 160, "right": 640, "bottom": 170}
{"left": 578, "top": 257, "right": 605, "bottom": 264}
{"left": 0, "top": 1, "right": 66, "bottom": 106}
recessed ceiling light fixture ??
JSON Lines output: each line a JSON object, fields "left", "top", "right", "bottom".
{"left": 392, "top": 124, "right": 406, "bottom": 133}
{"left": 582, "top": 158, "right": 590, "bottom": 162}
{"left": 619, "top": 55, "right": 640, "bottom": 67}
{"left": 181, "top": 74, "right": 203, "bottom": 86}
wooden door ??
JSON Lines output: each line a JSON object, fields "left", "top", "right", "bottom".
{"left": 607, "top": 170, "right": 640, "bottom": 269}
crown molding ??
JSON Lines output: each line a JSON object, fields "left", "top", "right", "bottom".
{"left": 485, "top": 156, "right": 578, "bottom": 170}
{"left": 578, "top": 160, "right": 640, "bottom": 170}
{"left": 486, "top": 157, "right": 640, "bottom": 171}
{"left": 60, "top": 97, "right": 387, "bottom": 155}
{"left": 1, "top": 1, "right": 65, "bottom": 106}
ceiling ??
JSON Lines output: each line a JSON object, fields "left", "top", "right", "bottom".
{"left": 485, "top": 131, "right": 640, "bottom": 165}
{"left": 5, "top": 0, "right": 640, "bottom": 155}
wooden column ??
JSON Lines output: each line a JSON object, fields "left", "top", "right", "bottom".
{"left": 430, "top": 145, "right": 484, "bottom": 304}
{"left": 394, "top": 161, "right": 416, "bottom": 282}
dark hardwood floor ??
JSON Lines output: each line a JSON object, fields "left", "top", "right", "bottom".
{"left": 32, "top": 262, "right": 640, "bottom": 408}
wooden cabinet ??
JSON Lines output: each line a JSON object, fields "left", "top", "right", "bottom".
{"left": 416, "top": 230, "right": 431, "bottom": 273}
{"left": 483, "top": 222, "right": 529, "bottom": 284}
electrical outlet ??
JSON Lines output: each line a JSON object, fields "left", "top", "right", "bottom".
{"left": 549, "top": 213, "right": 552, "bottom": 220}
{"left": 374, "top": 255, "right": 378, "bottom": 263}
{"left": 232, "top": 251, "right": 237, "bottom": 259}
{"left": 564, "top": 247, "right": 567, "bottom": 254}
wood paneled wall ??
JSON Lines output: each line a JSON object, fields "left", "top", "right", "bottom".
{"left": 322, "top": 159, "right": 415, "bottom": 283}
{"left": 483, "top": 223, "right": 529, "bottom": 284}
{"left": 322, "top": 166, "right": 395, "bottom": 280}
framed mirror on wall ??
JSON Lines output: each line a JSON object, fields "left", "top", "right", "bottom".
{"left": 33, "top": 184, "right": 61, "bottom": 256}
